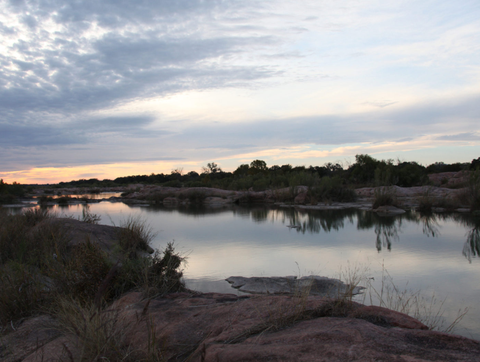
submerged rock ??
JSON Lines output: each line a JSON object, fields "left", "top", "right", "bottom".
{"left": 226, "top": 275, "right": 365, "bottom": 297}
{"left": 373, "top": 205, "right": 406, "bottom": 215}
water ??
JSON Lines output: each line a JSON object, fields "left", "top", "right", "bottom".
{"left": 7, "top": 199, "right": 480, "bottom": 340}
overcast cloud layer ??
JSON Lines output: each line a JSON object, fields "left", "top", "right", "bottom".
{"left": 1, "top": 0, "right": 480, "bottom": 182}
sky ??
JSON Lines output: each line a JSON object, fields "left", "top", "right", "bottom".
{"left": 1, "top": 0, "right": 479, "bottom": 184}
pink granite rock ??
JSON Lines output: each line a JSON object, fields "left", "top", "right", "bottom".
{"left": 9, "top": 292, "right": 480, "bottom": 362}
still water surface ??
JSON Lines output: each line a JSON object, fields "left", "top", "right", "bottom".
{"left": 25, "top": 199, "right": 480, "bottom": 340}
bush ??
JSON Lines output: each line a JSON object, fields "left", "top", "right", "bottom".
{"left": 0, "top": 179, "right": 25, "bottom": 204}
{"left": 309, "top": 177, "right": 357, "bottom": 203}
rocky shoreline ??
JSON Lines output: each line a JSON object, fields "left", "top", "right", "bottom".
{"left": 21, "top": 181, "right": 471, "bottom": 215}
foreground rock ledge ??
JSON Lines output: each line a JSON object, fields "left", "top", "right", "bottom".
{"left": 5, "top": 292, "right": 480, "bottom": 362}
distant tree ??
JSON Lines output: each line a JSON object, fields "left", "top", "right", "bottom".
{"left": 171, "top": 167, "right": 184, "bottom": 176}
{"left": 202, "top": 162, "right": 222, "bottom": 174}
{"left": 349, "top": 154, "right": 379, "bottom": 184}
{"left": 233, "top": 164, "right": 250, "bottom": 176}
{"left": 249, "top": 160, "right": 268, "bottom": 174}
{"left": 471, "top": 157, "right": 480, "bottom": 170}
{"left": 187, "top": 171, "right": 200, "bottom": 178}
{"left": 280, "top": 164, "right": 293, "bottom": 173}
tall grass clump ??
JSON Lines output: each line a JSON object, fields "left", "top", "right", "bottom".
{"left": 118, "top": 216, "right": 156, "bottom": 255}
{"left": 54, "top": 298, "right": 133, "bottom": 362}
{"left": 54, "top": 297, "right": 167, "bottom": 362}
{"left": 0, "top": 208, "right": 70, "bottom": 325}
{"left": 372, "top": 186, "right": 398, "bottom": 209}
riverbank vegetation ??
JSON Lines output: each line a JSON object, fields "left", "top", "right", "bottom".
{"left": 0, "top": 208, "right": 186, "bottom": 338}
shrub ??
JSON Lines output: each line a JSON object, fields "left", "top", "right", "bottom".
{"left": 38, "top": 195, "right": 54, "bottom": 204}
{"left": 186, "top": 190, "right": 206, "bottom": 204}
{"left": 309, "top": 176, "right": 357, "bottom": 203}
{"left": 56, "top": 196, "right": 71, "bottom": 205}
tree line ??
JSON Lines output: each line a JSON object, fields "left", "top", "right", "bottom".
{"left": 51, "top": 154, "right": 480, "bottom": 191}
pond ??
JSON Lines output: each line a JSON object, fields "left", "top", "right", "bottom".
{"left": 7, "top": 198, "right": 480, "bottom": 340}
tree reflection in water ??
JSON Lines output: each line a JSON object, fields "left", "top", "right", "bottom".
{"left": 416, "top": 212, "right": 441, "bottom": 238}
{"left": 357, "top": 211, "right": 402, "bottom": 252}
{"left": 452, "top": 214, "right": 480, "bottom": 263}
{"left": 145, "top": 204, "right": 479, "bottom": 260}
{"left": 281, "top": 208, "right": 357, "bottom": 234}
{"left": 463, "top": 228, "right": 480, "bottom": 263}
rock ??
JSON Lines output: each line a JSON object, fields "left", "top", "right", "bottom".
{"left": 11, "top": 292, "right": 480, "bottom": 362}
{"left": 294, "top": 191, "right": 308, "bottom": 204}
{"left": 373, "top": 205, "right": 406, "bottom": 215}
{"left": 225, "top": 275, "right": 365, "bottom": 297}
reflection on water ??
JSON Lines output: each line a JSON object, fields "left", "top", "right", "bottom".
{"left": 457, "top": 215, "right": 480, "bottom": 263}
{"left": 464, "top": 228, "right": 480, "bottom": 263}
{"left": 11, "top": 202, "right": 480, "bottom": 263}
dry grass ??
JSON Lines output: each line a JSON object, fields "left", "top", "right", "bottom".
{"left": 53, "top": 297, "right": 166, "bottom": 362}
{"left": 118, "top": 216, "right": 156, "bottom": 255}
{"left": 363, "top": 265, "right": 469, "bottom": 333}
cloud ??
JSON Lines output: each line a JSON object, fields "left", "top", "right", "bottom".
{"left": 435, "top": 132, "right": 480, "bottom": 141}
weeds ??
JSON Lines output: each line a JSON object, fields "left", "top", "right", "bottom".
{"left": 80, "top": 205, "right": 101, "bottom": 224}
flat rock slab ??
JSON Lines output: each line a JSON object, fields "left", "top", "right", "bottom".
{"left": 12, "top": 292, "right": 480, "bottom": 362}
{"left": 226, "top": 275, "right": 365, "bottom": 297}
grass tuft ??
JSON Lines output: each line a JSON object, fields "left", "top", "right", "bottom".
{"left": 372, "top": 186, "right": 398, "bottom": 209}
{"left": 118, "top": 216, "right": 156, "bottom": 256}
